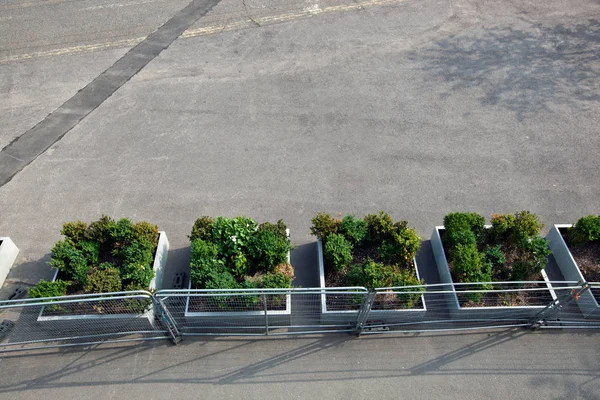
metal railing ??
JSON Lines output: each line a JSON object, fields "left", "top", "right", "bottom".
{"left": 0, "top": 282, "right": 599, "bottom": 351}
{"left": 0, "top": 291, "right": 170, "bottom": 352}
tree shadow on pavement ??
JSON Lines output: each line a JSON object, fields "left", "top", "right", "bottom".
{"left": 414, "top": 19, "right": 600, "bottom": 120}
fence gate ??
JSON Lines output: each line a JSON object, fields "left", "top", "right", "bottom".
{"left": 155, "top": 287, "right": 369, "bottom": 336}
{"left": 0, "top": 291, "right": 170, "bottom": 352}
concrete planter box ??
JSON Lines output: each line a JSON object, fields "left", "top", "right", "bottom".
{"left": 317, "top": 238, "right": 427, "bottom": 325}
{"left": 36, "top": 231, "right": 169, "bottom": 327}
{"left": 431, "top": 226, "right": 555, "bottom": 320}
{"left": 546, "top": 224, "right": 599, "bottom": 318}
{"left": 183, "top": 229, "right": 292, "bottom": 327}
{"left": 0, "top": 237, "right": 19, "bottom": 289}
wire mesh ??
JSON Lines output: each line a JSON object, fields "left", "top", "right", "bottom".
{"left": 0, "top": 282, "right": 599, "bottom": 351}
{"left": 156, "top": 288, "right": 369, "bottom": 336}
{"left": 0, "top": 291, "right": 169, "bottom": 352}
{"left": 360, "top": 281, "right": 598, "bottom": 334}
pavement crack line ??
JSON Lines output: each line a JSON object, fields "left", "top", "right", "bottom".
{"left": 0, "top": 0, "right": 222, "bottom": 188}
{"left": 242, "top": 0, "right": 262, "bottom": 27}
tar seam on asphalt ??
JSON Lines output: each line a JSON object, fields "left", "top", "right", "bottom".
{"left": 0, "top": 0, "right": 222, "bottom": 188}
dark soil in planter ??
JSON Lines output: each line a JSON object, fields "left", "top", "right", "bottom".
{"left": 440, "top": 230, "right": 553, "bottom": 308}
{"left": 188, "top": 295, "right": 287, "bottom": 313}
{"left": 324, "top": 242, "right": 423, "bottom": 311}
{"left": 562, "top": 231, "right": 600, "bottom": 300}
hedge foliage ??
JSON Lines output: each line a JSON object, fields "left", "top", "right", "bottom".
{"left": 189, "top": 217, "right": 294, "bottom": 290}
{"left": 30, "top": 215, "right": 159, "bottom": 298}
{"left": 311, "top": 212, "right": 424, "bottom": 306}
{"left": 444, "top": 211, "right": 550, "bottom": 286}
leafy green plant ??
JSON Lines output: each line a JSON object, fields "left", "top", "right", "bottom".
{"left": 451, "top": 243, "right": 489, "bottom": 283}
{"left": 133, "top": 221, "right": 159, "bottom": 246}
{"left": 483, "top": 245, "right": 505, "bottom": 271}
{"left": 49, "top": 239, "right": 98, "bottom": 285}
{"left": 257, "top": 220, "right": 288, "bottom": 239}
{"left": 61, "top": 221, "right": 87, "bottom": 242}
{"left": 378, "top": 226, "right": 421, "bottom": 264}
{"left": 569, "top": 215, "right": 600, "bottom": 245}
{"left": 262, "top": 272, "right": 293, "bottom": 288}
{"left": 324, "top": 233, "right": 353, "bottom": 272}
{"left": 511, "top": 237, "right": 551, "bottom": 280}
{"left": 489, "top": 213, "right": 515, "bottom": 242}
{"left": 84, "top": 215, "right": 114, "bottom": 244}
{"left": 84, "top": 267, "right": 122, "bottom": 293}
{"left": 511, "top": 211, "right": 543, "bottom": 244}
{"left": 189, "top": 216, "right": 215, "bottom": 242}
{"left": 211, "top": 216, "right": 257, "bottom": 276}
{"left": 346, "top": 260, "right": 422, "bottom": 307}
{"left": 339, "top": 215, "right": 368, "bottom": 246}
{"left": 189, "top": 217, "right": 295, "bottom": 295}
{"left": 443, "top": 212, "right": 485, "bottom": 248}
{"left": 189, "top": 239, "right": 224, "bottom": 287}
{"left": 310, "top": 213, "right": 339, "bottom": 241}
{"left": 29, "top": 279, "right": 70, "bottom": 298}
{"left": 248, "top": 230, "right": 290, "bottom": 274}
{"left": 364, "top": 211, "right": 395, "bottom": 241}
{"left": 47, "top": 216, "right": 159, "bottom": 296}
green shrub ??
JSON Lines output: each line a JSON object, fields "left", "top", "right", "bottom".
{"left": 569, "top": 215, "right": 600, "bottom": 245}
{"left": 489, "top": 213, "right": 515, "bottom": 241}
{"left": 446, "top": 229, "right": 477, "bottom": 248}
{"left": 84, "top": 267, "right": 122, "bottom": 293}
{"left": 347, "top": 260, "right": 421, "bottom": 290}
{"left": 324, "top": 233, "right": 353, "bottom": 272}
{"left": 61, "top": 221, "right": 87, "bottom": 242}
{"left": 339, "top": 215, "right": 368, "bottom": 245}
{"left": 133, "top": 221, "right": 160, "bottom": 246}
{"left": 511, "top": 211, "right": 543, "bottom": 244}
{"left": 29, "top": 279, "right": 69, "bottom": 298}
{"left": 46, "top": 216, "right": 160, "bottom": 298}
{"left": 189, "top": 239, "right": 224, "bottom": 287}
{"left": 84, "top": 215, "right": 115, "bottom": 243}
{"left": 49, "top": 239, "right": 98, "bottom": 285}
{"left": 378, "top": 226, "right": 422, "bottom": 264}
{"left": 511, "top": 237, "right": 550, "bottom": 280}
{"left": 189, "top": 216, "right": 215, "bottom": 242}
{"left": 110, "top": 218, "right": 135, "bottom": 249}
{"left": 483, "top": 245, "right": 505, "bottom": 270}
{"left": 204, "top": 269, "right": 240, "bottom": 290}
{"left": 119, "top": 238, "right": 155, "bottom": 288}
{"left": 257, "top": 220, "right": 288, "bottom": 239}
{"left": 451, "top": 243, "right": 488, "bottom": 282}
{"left": 211, "top": 216, "right": 257, "bottom": 276}
{"left": 248, "top": 230, "right": 290, "bottom": 274}
{"left": 364, "top": 211, "right": 395, "bottom": 241}
{"left": 310, "top": 213, "right": 339, "bottom": 241}
{"left": 443, "top": 212, "right": 485, "bottom": 247}
{"left": 262, "top": 272, "right": 293, "bottom": 288}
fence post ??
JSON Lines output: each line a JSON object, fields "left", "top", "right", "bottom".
{"left": 154, "top": 295, "right": 182, "bottom": 344}
{"left": 263, "top": 293, "right": 269, "bottom": 336}
{"left": 529, "top": 282, "right": 591, "bottom": 328}
{"left": 354, "top": 290, "right": 376, "bottom": 336}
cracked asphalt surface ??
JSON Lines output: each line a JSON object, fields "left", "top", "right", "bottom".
{"left": 0, "top": 0, "right": 599, "bottom": 397}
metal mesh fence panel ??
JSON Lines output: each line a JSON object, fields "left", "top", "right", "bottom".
{"left": 156, "top": 288, "right": 369, "bottom": 336}
{"left": 0, "top": 291, "right": 169, "bottom": 352}
{"left": 360, "top": 281, "right": 589, "bottom": 334}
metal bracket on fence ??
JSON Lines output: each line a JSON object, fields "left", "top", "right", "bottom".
{"left": 530, "top": 282, "right": 591, "bottom": 329}
{"left": 155, "top": 297, "right": 182, "bottom": 344}
{"left": 354, "top": 291, "right": 376, "bottom": 336}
